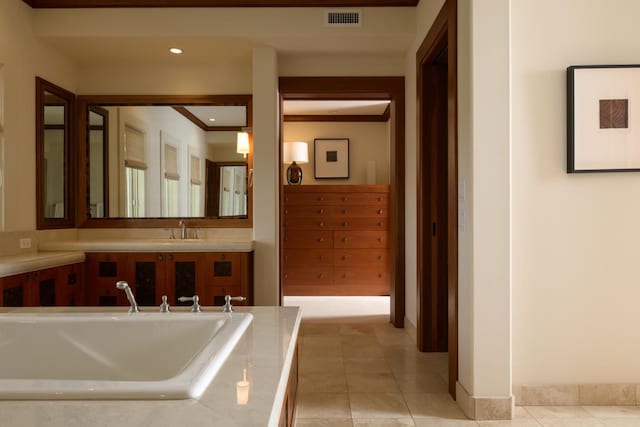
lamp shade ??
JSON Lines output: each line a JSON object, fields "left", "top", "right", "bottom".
{"left": 236, "top": 132, "right": 250, "bottom": 155}
{"left": 283, "top": 141, "right": 309, "bottom": 164}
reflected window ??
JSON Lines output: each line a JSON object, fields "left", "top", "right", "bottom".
{"left": 190, "top": 155, "right": 202, "bottom": 217}
{"left": 125, "top": 167, "right": 145, "bottom": 217}
{"left": 0, "top": 65, "right": 4, "bottom": 230}
{"left": 165, "top": 178, "right": 179, "bottom": 217}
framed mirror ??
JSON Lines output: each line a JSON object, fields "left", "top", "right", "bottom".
{"left": 206, "top": 161, "right": 249, "bottom": 218}
{"left": 76, "top": 95, "right": 252, "bottom": 228}
{"left": 36, "top": 77, "right": 75, "bottom": 229}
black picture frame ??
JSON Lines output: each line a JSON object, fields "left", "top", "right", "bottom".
{"left": 314, "top": 138, "right": 350, "bottom": 179}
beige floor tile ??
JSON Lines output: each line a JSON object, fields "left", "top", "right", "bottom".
{"left": 295, "top": 418, "right": 354, "bottom": 427}
{"left": 302, "top": 336, "right": 344, "bottom": 347}
{"left": 342, "top": 335, "right": 383, "bottom": 346}
{"left": 524, "top": 406, "right": 593, "bottom": 419}
{"left": 296, "top": 392, "right": 352, "bottom": 419}
{"left": 599, "top": 419, "right": 640, "bottom": 426}
{"left": 535, "top": 420, "right": 604, "bottom": 427}
{"left": 343, "top": 342, "right": 386, "bottom": 359}
{"left": 299, "top": 357, "right": 345, "bottom": 375}
{"left": 404, "top": 393, "right": 467, "bottom": 420}
{"left": 414, "top": 419, "right": 480, "bottom": 426}
{"left": 583, "top": 406, "right": 640, "bottom": 418}
{"left": 300, "top": 342, "right": 343, "bottom": 359}
{"left": 394, "top": 371, "right": 447, "bottom": 393}
{"left": 513, "top": 407, "right": 534, "bottom": 419}
{"left": 346, "top": 373, "right": 400, "bottom": 392}
{"left": 301, "top": 323, "right": 342, "bottom": 336}
{"left": 353, "top": 418, "right": 416, "bottom": 427}
{"left": 299, "top": 372, "right": 348, "bottom": 393}
{"left": 349, "top": 392, "right": 411, "bottom": 419}
{"left": 345, "top": 358, "right": 392, "bottom": 374}
{"left": 340, "top": 324, "right": 377, "bottom": 336}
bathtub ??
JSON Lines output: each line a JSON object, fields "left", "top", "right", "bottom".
{"left": 0, "top": 311, "right": 253, "bottom": 400}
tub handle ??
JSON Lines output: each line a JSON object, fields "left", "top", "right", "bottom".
{"left": 223, "top": 295, "right": 246, "bottom": 313}
{"left": 178, "top": 295, "right": 201, "bottom": 312}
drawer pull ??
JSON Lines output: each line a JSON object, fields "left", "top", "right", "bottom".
{"left": 378, "top": 273, "right": 383, "bottom": 278}
{"left": 377, "top": 222, "right": 382, "bottom": 227}
{"left": 378, "top": 255, "right": 382, "bottom": 260}
{"left": 342, "top": 255, "right": 346, "bottom": 260}
{"left": 342, "top": 237, "right": 347, "bottom": 242}
{"left": 319, "top": 222, "right": 324, "bottom": 228}
{"left": 158, "top": 255, "right": 163, "bottom": 261}
{"left": 378, "top": 209, "right": 383, "bottom": 214}
{"left": 318, "top": 273, "right": 323, "bottom": 279}
{"left": 285, "top": 209, "right": 289, "bottom": 214}
{"left": 319, "top": 209, "right": 324, "bottom": 214}
{"left": 284, "top": 274, "right": 288, "bottom": 279}
{"left": 343, "top": 196, "right": 348, "bottom": 201}
{"left": 285, "top": 237, "right": 288, "bottom": 241}
{"left": 377, "top": 237, "right": 382, "bottom": 243}
{"left": 342, "top": 209, "right": 347, "bottom": 214}
{"left": 284, "top": 255, "right": 289, "bottom": 261}
{"left": 319, "top": 196, "right": 324, "bottom": 201}
{"left": 319, "top": 255, "right": 324, "bottom": 260}
{"left": 168, "top": 254, "right": 173, "bottom": 261}
{"left": 378, "top": 196, "right": 382, "bottom": 202}
{"left": 343, "top": 221, "right": 348, "bottom": 227}
{"left": 318, "top": 237, "right": 324, "bottom": 242}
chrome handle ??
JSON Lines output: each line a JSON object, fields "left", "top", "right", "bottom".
{"left": 223, "top": 295, "right": 246, "bottom": 312}
{"left": 178, "top": 295, "right": 201, "bottom": 312}
{"left": 159, "top": 295, "right": 171, "bottom": 313}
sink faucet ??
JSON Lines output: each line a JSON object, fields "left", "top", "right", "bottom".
{"left": 116, "top": 281, "right": 139, "bottom": 313}
{"left": 222, "top": 295, "right": 246, "bottom": 313}
{"left": 178, "top": 220, "right": 187, "bottom": 239}
{"left": 178, "top": 295, "right": 201, "bottom": 312}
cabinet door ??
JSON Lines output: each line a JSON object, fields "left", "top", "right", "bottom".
{"left": 1, "top": 273, "right": 30, "bottom": 307}
{"left": 165, "top": 252, "right": 204, "bottom": 306}
{"left": 54, "top": 263, "right": 84, "bottom": 306}
{"left": 34, "top": 267, "right": 57, "bottom": 307}
{"left": 85, "top": 253, "right": 129, "bottom": 306}
{"left": 202, "top": 253, "right": 246, "bottom": 307}
{"left": 126, "top": 253, "right": 165, "bottom": 307}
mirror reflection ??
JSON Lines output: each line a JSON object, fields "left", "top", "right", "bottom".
{"left": 43, "top": 92, "right": 67, "bottom": 219}
{"left": 85, "top": 104, "right": 249, "bottom": 219}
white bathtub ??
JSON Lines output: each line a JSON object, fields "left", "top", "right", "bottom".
{"left": 0, "top": 311, "right": 253, "bottom": 400}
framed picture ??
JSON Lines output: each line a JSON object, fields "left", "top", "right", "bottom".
{"left": 567, "top": 64, "right": 640, "bottom": 172}
{"left": 314, "top": 138, "right": 350, "bottom": 179}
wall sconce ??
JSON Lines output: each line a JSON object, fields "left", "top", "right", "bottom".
{"left": 283, "top": 141, "right": 308, "bottom": 185}
{"left": 236, "top": 132, "right": 250, "bottom": 158}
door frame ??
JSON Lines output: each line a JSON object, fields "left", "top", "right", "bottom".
{"left": 278, "top": 77, "right": 406, "bottom": 327}
{"left": 416, "top": 0, "right": 458, "bottom": 397}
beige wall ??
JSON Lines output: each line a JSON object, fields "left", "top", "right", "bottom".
{"left": 282, "top": 121, "right": 390, "bottom": 186}
{"left": 0, "top": 1, "right": 77, "bottom": 231}
{"left": 512, "top": 0, "right": 640, "bottom": 385}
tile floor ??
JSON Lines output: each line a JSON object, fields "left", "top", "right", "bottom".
{"left": 284, "top": 296, "right": 640, "bottom": 427}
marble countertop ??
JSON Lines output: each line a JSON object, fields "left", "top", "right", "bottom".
{"left": 0, "top": 251, "right": 85, "bottom": 278}
{"left": 38, "top": 238, "right": 255, "bottom": 253}
{"left": 0, "top": 306, "right": 301, "bottom": 427}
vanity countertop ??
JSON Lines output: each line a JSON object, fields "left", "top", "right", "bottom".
{"left": 0, "top": 251, "right": 85, "bottom": 278}
{"left": 38, "top": 238, "right": 255, "bottom": 253}
{"left": 0, "top": 305, "right": 301, "bottom": 427}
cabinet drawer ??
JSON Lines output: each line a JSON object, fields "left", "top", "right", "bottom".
{"left": 283, "top": 249, "right": 333, "bottom": 266}
{"left": 334, "top": 268, "right": 389, "bottom": 285}
{"left": 333, "top": 249, "right": 388, "bottom": 267}
{"left": 332, "top": 205, "right": 388, "bottom": 218}
{"left": 331, "top": 193, "right": 388, "bottom": 206}
{"left": 283, "top": 193, "right": 333, "bottom": 206}
{"left": 282, "top": 268, "right": 333, "bottom": 286}
{"left": 283, "top": 217, "right": 330, "bottom": 230}
{"left": 334, "top": 231, "right": 388, "bottom": 249}
{"left": 327, "top": 217, "right": 388, "bottom": 230}
{"left": 283, "top": 231, "right": 333, "bottom": 249}
{"left": 283, "top": 205, "right": 330, "bottom": 217}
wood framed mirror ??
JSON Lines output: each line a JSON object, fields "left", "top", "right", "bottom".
{"left": 76, "top": 95, "right": 253, "bottom": 228}
{"left": 36, "top": 77, "right": 75, "bottom": 229}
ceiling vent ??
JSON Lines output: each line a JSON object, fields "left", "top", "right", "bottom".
{"left": 325, "top": 9, "right": 362, "bottom": 28}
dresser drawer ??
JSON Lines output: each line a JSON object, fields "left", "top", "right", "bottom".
{"left": 284, "top": 249, "right": 333, "bottom": 266}
{"left": 328, "top": 217, "right": 388, "bottom": 230}
{"left": 284, "top": 193, "right": 333, "bottom": 206}
{"left": 334, "top": 268, "right": 389, "bottom": 285}
{"left": 283, "top": 217, "right": 330, "bottom": 230}
{"left": 331, "top": 205, "right": 388, "bottom": 218}
{"left": 283, "top": 230, "right": 333, "bottom": 249}
{"left": 283, "top": 205, "right": 330, "bottom": 218}
{"left": 333, "top": 249, "right": 388, "bottom": 267}
{"left": 334, "top": 231, "right": 388, "bottom": 249}
{"left": 332, "top": 193, "right": 388, "bottom": 206}
{"left": 282, "top": 268, "right": 333, "bottom": 286}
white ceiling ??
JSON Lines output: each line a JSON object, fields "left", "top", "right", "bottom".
{"left": 184, "top": 105, "right": 247, "bottom": 127}
{"left": 283, "top": 100, "right": 390, "bottom": 115}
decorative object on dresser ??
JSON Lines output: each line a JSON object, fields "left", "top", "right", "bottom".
{"left": 282, "top": 185, "right": 389, "bottom": 296}
{"left": 283, "top": 141, "right": 308, "bottom": 185}
{"left": 314, "top": 138, "right": 349, "bottom": 179}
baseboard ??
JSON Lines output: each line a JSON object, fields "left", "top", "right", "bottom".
{"left": 403, "top": 316, "right": 417, "bottom": 344}
{"left": 514, "top": 383, "right": 640, "bottom": 406}
{"left": 456, "top": 382, "right": 514, "bottom": 420}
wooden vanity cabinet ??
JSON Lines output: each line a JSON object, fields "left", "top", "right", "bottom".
{"left": 84, "top": 252, "right": 253, "bottom": 308}
{"left": 279, "top": 345, "right": 299, "bottom": 427}
{"left": 0, "top": 263, "right": 84, "bottom": 307}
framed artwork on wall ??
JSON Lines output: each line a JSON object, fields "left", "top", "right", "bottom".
{"left": 314, "top": 138, "right": 349, "bottom": 179}
{"left": 567, "top": 64, "right": 640, "bottom": 173}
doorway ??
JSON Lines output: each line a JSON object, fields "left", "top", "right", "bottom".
{"left": 278, "top": 77, "right": 406, "bottom": 328}
{"left": 416, "top": 0, "right": 458, "bottom": 398}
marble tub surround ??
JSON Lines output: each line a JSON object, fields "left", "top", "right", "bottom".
{"left": 0, "top": 251, "right": 84, "bottom": 278}
{"left": 0, "top": 306, "right": 301, "bottom": 427}
{"left": 515, "top": 384, "right": 640, "bottom": 406}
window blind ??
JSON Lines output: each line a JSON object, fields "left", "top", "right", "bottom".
{"left": 123, "top": 124, "right": 147, "bottom": 170}
{"left": 164, "top": 144, "right": 179, "bottom": 180}
{"left": 190, "top": 155, "right": 201, "bottom": 185}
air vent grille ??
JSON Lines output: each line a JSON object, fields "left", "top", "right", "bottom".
{"left": 325, "top": 9, "right": 362, "bottom": 27}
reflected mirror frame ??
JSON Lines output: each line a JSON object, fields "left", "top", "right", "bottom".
{"left": 75, "top": 94, "right": 253, "bottom": 229}
{"left": 35, "top": 77, "right": 75, "bottom": 229}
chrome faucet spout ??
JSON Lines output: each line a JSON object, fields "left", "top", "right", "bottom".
{"left": 116, "top": 281, "right": 140, "bottom": 313}
{"left": 178, "top": 220, "right": 187, "bottom": 239}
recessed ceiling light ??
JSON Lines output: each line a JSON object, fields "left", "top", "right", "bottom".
{"left": 208, "top": 118, "right": 216, "bottom": 122}
{"left": 169, "top": 47, "right": 183, "bottom": 54}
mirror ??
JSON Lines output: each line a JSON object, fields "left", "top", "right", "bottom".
{"left": 36, "top": 77, "right": 75, "bottom": 229}
{"left": 76, "top": 95, "right": 252, "bottom": 228}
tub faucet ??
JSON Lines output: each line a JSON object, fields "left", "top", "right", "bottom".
{"left": 222, "top": 295, "right": 246, "bottom": 313}
{"left": 178, "top": 295, "right": 201, "bottom": 312}
{"left": 178, "top": 220, "right": 187, "bottom": 239}
{"left": 116, "top": 281, "right": 139, "bottom": 313}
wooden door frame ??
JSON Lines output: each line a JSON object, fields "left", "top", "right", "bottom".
{"left": 416, "top": 0, "right": 458, "bottom": 397}
{"left": 278, "top": 77, "right": 406, "bottom": 327}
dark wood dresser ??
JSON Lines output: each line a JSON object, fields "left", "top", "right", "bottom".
{"left": 282, "top": 185, "right": 390, "bottom": 296}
